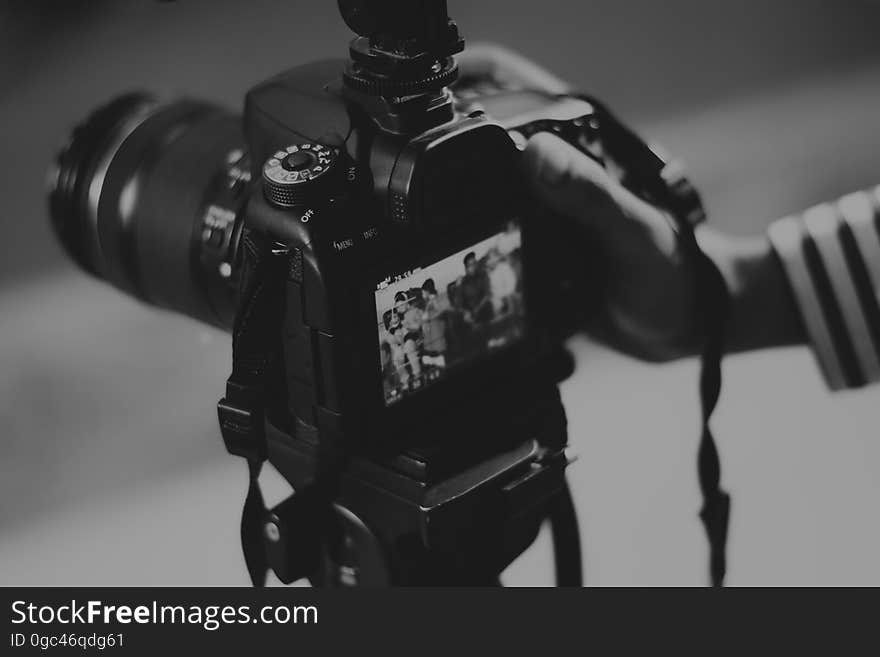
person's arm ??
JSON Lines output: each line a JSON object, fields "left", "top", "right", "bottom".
{"left": 706, "top": 191, "right": 880, "bottom": 390}
{"left": 764, "top": 192, "right": 880, "bottom": 389}
{"left": 697, "top": 227, "right": 805, "bottom": 354}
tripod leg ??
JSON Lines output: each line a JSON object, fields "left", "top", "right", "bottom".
{"left": 308, "top": 504, "right": 395, "bottom": 587}
{"left": 549, "top": 480, "right": 582, "bottom": 586}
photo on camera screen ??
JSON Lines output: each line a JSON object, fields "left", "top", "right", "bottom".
{"left": 375, "top": 221, "right": 525, "bottom": 406}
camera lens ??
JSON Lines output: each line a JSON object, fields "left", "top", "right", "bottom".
{"left": 48, "top": 94, "right": 248, "bottom": 328}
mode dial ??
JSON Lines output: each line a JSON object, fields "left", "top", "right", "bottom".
{"left": 262, "top": 143, "right": 340, "bottom": 208}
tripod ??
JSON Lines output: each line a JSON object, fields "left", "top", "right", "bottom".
{"left": 224, "top": 375, "right": 583, "bottom": 586}
{"left": 259, "top": 395, "right": 582, "bottom": 587}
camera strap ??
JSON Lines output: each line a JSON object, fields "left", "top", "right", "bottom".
{"left": 576, "top": 95, "right": 732, "bottom": 586}
{"left": 217, "top": 230, "right": 287, "bottom": 587}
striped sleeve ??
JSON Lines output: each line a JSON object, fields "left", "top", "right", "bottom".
{"left": 766, "top": 186, "right": 880, "bottom": 390}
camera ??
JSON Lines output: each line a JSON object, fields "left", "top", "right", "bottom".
{"left": 48, "top": 0, "right": 708, "bottom": 586}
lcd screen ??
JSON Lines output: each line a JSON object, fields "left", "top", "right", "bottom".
{"left": 375, "top": 221, "right": 525, "bottom": 406}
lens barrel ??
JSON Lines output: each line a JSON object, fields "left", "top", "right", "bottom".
{"left": 49, "top": 94, "right": 248, "bottom": 328}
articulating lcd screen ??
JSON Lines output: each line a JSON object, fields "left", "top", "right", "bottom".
{"left": 376, "top": 221, "right": 525, "bottom": 406}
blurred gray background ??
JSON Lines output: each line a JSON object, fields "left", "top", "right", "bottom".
{"left": 2, "top": 0, "right": 880, "bottom": 585}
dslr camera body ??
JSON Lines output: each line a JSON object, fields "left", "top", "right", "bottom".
{"left": 50, "top": 0, "right": 708, "bottom": 586}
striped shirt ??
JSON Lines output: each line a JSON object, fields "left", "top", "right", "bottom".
{"left": 767, "top": 186, "right": 880, "bottom": 389}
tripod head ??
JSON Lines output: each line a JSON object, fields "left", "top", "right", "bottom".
{"left": 339, "top": 0, "right": 464, "bottom": 98}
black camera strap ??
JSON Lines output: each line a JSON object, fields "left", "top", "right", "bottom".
{"left": 217, "top": 230, "right": 287, "bottom": 587}
{"left": 578, "top": 95, "right": 732, "bottom": 587}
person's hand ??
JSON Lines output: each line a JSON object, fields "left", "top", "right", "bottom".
{"left": 456, "top": 47, "right": 698, "bottom": 358}
{"left": 521, "top": 133, "right": 700, "bottom": 361}
{"left": 458, "top": 45, "right": 805, "bottom": 360}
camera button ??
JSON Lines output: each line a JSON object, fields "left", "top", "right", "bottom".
{"left": 282, "top": 150, "right": 317, "bottom": 172}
